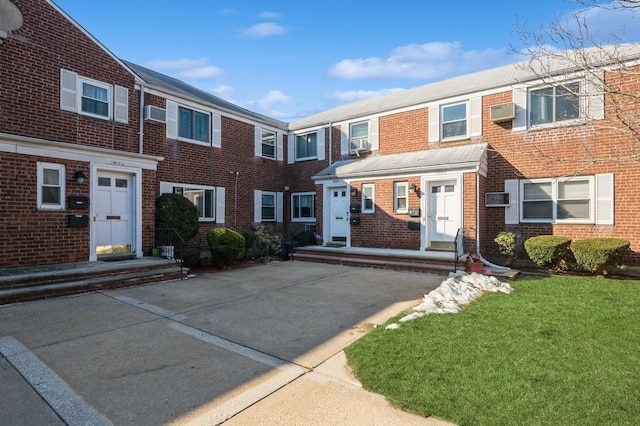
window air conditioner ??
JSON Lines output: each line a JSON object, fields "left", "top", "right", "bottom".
{"left": 490, "top": 102, "right": 515, "bottom": 123}
{"left": 143, "top": 105, "right": 167, "bottom": 124}
{"left": 350, "top": 137, "right": 370, "bottom": 156}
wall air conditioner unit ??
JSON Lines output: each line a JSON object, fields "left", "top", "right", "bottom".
{"left": 351, "top": 138, "right": 370, "bottom": 157}
{"left": 143, "top": 105, "right": 167, "bottom": 124}
{"left": 490, "top": 102, "right": 515, "bottom": 123}
{"left": 485, "top": 192, "right": 510, "bottom": 207}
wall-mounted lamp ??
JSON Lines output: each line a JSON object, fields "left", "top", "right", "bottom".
{"left": 350, "top": 187, "right": 358, "bottom": 197}
{"left": 409, "top": 183, "right": 417, "bottom": 193}
{"left": 74, "top": 171, "right": 87, "bottom": 184}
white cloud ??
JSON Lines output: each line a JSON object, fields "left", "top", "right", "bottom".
{"left": 257, "top": 90, "right": 291, "bottom": 109}
{"left": 145, "top": 58, "right": 210, "bottom": 70}
{"left": 569, "top": 3, "right": 640, "bottom": 42}
{"left": 210, "top": 85, "right": 235, "bottom": 96}
{"left": 327, "top": 88, "right": 404, "bottom": 103}
{"left": 176, "top": 66, "right": 223, "bottom": 80}
{"left": 241, "top": 22, "right": 287, "bottom": 38}
{"left": 259, "top": 11, "right": 282, "bottom": 19}
{"left": 327, "top": 41, "right": 507, "bottom": 80}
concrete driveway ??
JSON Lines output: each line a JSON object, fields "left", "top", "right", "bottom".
{"left": 0, "top": 261, "right": 451, "bottom": 425}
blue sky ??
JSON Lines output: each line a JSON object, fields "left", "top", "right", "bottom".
{"left": 53, "top": 1, "right": 639, "bottom": 122}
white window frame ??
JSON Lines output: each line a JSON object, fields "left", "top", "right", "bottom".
{"left": 261, "top": 129, "right": 276, "bottom": 159}
{"left": 361, "top": 183, "right": 375, "bottom": 214}
{"left": 168, "top": 183, "right": 216, "bottom": 222}
{"left": 394, "top": 182, "right": 409, "bottom": 214}
{"left": 295, "top": 132, "right": 318, "bottom": 161}
{"left": 350, "top": 121, "right": 369, "bottom": 153}
{"left": 520, "top": 177, "right": 594, "bottom": 224}
{"left": 441, "top": 101, "right": 468, "bottom": 140}
{"left": 177, "top": 105, "right": 211, "bottom": 145}
{"left": 291, "top": 192, "right": 315, "bottom": 222}
{"left": 261, "top": 191, "right": 276, "bottom": 221}
{"left": 37, "top": 162, "right": 65, "bottom": 210}
{"left": 529, "top": 80, "right": 583, "bottom": 128}
{"left": 78, "top": 76, "right": 112, "bottom": 120}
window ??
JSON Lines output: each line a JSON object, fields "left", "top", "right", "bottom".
{"left": 80, "top": 78, "right": 110, "bottom": 118}
{"left": 362, "top": 184, "right": 374, "bottom": 213}
{"left": 261, "top": 129, "right": 276, "bottom": 158}
{"left": 521, "top": 177, "right": 593, "bottom": 223}
{"left": 171, "top": 185, "right": 215, "bottom": 221}
{"left": 261, "top": 192, "right": 276, "bottom": 221}
{"left": 350, "top": 121, "right": 369, "bottom": 152}
{"left": 394, "top": 182, "right": 408, "bottom": 214}
{"left": 530, "top": 82, "right": 581, "bottom": 126}
{"left": 292, "top": 193, "right": 315, "bottom": 220}
{"left": 296, "top": 132, "right": 317, "bottom": 160}
{"left": 442, "top": 102, "right": 467, "bottom": 139}
{"left": 178, "top": 106, "right": 210, "bottom": 143}
{"left": 37, "top": 163, "right": 65, "bottom": 210}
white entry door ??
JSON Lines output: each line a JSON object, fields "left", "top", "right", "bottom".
{"left": 427, "top": 180, "right": 459, "bottom": 250}
{"left": 329, "top": 186, "right": 349, "bottom": 244}
{"left": 95, "top": 172, "right": 133, "bottom": 255}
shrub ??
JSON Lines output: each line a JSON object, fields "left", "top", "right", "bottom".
{"left": 524, "top": 235, "right": 571, "bottom": 267}
{"left": 570, "top": 238, "right": 630, "bottom": 274}
{"left": 155, "top": 193, "right": 199, "bottom": 241}
{"left": 255, "top": 225, "right": 283, "bottom": 257}
{"left": 207, "top": 228, "right": 245, "bottom": 268}
{"left": 179, "top": 248, "right": 202, "bottom": 269}
{"left": 494, "top": 231, "right": 517, "bottom": 266}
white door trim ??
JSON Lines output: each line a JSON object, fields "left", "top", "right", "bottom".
{"left": 89, "top": 164, "right": 143, "bottom": 261}
{"left": 421, "top": 173, "right": 463, "bottom": 251}
{"left": 322, "top": 181, "right": 350, "bottom": 247}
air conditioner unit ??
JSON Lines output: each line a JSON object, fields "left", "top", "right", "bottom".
{"left": 490, "top": 102, "right": 515, "bottom": 123}
{"left": 485, "top": 192, "right": 510, "bottom": 207}
{"left": 350, "top": 137, "right": 370, "bottom": 156}
{"left": 143, "top": 105, "right": 167, "bottom": 124}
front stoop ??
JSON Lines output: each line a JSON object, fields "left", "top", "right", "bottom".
{"left": 0, "top": 258, "right": 187, "bottom": 305}
{"left": 292, "top": 246, "right": 457, "bottom": 275}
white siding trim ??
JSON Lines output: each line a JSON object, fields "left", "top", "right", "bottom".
{"left": 216, "top": 186, "right": 225, "bottom": 224}
{"left": 287, "top": 132, "right": 295, "bottom": 164}
{"left": 212, "top": 113, "right": 221, "bottom": 148}
{"left": 369, "top": 117, "right": 379, "bottom": 151}
{"left": 254, "top": 126, "right": 262, "bottom": 157}
{"left": 276, "top": 133, "right": 283, "bottom": 161}
{"left": 595, "top": 173, "right": 614, "bottom": 225}
{"left": 504, "top": 179, "right": 519, "bottom": 224}
{"left": 512, "top": 87, "right": 528, "bottom": 131}
{"left": 587, "top": 71, "right": 605, "bottom": 121}
{"left": 166, "top": 100, "right": 178, "bottom": 139}
{"left": 469, "top": 97, "right": 482, "bottom": 137}
{"left": 276, "top": 192, "right": 284, "bottom": 223}
{"left": 428, "top": 105, "right": 439, "bottom": 143}
{"left": 60, "top": 69, "right": 77, "bottom": 112}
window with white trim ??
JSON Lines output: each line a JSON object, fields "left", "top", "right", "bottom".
{"left": 37, "top": 163, "right": 65, "bottom": 210}
{"left": 521, "top": 177, "right": 593, "bottom": 223}
{"left": 350, "top": 121, "right": 369, "bottom": 153}
{"left": 441, "top": 102, "right": 467, "bottom": 139}
{"left": 60, "top": 69, "right": 128, "bottom": 123}
{"left": 362, "top": 184, "right": 374, "bottom": 214}
{"left": 292, "top": 193, "right": 315, "bottom": 221}
{"left": 171, "top": 184, "right": 216, "bottom": 221}
{"left": 394, "top": 182, "right": 408, "bottom": 214}
{"left": 261, "top": 192, "right": 276, "bottom": 221}
{"left": 530, "top": 81, "right": 581, "bottom": 126}
{"left": 178, "top": 106, "right": 210, "bottom": 143}
{"left": 79, "top": 78, "right": 110, "bottom": 118}
{"left": 296, "top": 132, "right": 317, "bottom": 160}
{"left": 261, "top": 129, "right": 276, "bottom": 159}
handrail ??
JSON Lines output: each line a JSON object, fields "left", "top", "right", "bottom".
{"left": 453, "top": 227, "right": 465, "bottom": 272}
{"left": 154, "top": 228, "right": 185, "bottom": 279}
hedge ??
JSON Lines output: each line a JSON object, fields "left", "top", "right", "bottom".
{"left": 524, "top": 235, "right": 571, "bottom": 267}
{"left": 570, "top": 238, "right": 630, "bottom": 274}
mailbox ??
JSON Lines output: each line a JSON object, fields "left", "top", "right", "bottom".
{"left": 350, "top": 204, "right": 361, "bottom": 213}
{"left": 408, "top": 207, "right": 421, "bottom": 217}
{"left": 407, "top": 221, "right": 420, "bottom": 230}
{"left": 68, "top": 196, "right": 89, "bottom": 209}
{"left": 68, "top": 215, "right": 89, "bottom": 228}
{"left": 349, "top": 216, "right": 361, "bottom": 225}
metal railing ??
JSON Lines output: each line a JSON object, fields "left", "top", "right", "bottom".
{"left": 453, "top": 227, "right": 466, "bottom": 272}
{"left": 154, "top": 228, "right": 185, "bottom": 279}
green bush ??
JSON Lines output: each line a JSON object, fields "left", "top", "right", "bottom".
{"left": 494, "top": 231, "right": 517, "bottom": 266}
{"left": 155, "top": 193, "right": 199, "bottom": 241}
{"left": 179, "top": 248, "right": 202, "bottom": 269}
{"left": 524, "top": 235, "right": 571, "bottom": 267}
{"left": 207, "top": 228, "right": 245, "bottom": 268}
{"left": 255, "top": 225, "right": 284, "bottom": 257}
{"left": 570, "top": 238, "right": 630, "bottom": 274}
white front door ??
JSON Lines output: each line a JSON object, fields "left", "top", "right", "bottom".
{"left": 329, "top": 186, "right": 349, "bottom": 244}
{"left": 427, "top": 180, "right": 459, "bottom": 250}
{"left": 95, "top": 172, "right": 133, "bottom": 255}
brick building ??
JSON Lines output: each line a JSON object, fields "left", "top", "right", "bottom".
{"left": 2, "top": 0, "right": 639, "bottom": 269}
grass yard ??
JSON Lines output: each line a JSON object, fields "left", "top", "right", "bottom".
{"left": 345, "top": 275, "right": 640, "bottom": 425}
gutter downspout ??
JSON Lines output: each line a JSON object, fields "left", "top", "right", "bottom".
{"left": 476, "top": 168, "right": 481, "bottom": 255}
{"left": 138, "top": 83, "right": 145, "bottom": 155}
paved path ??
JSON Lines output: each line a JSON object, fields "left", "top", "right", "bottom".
{"left": 0, "top": 262, "right": 453, "bottom": 425}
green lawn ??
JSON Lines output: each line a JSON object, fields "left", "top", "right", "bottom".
{"left": 345, "top": 275, "right": 640, "bottom": 425}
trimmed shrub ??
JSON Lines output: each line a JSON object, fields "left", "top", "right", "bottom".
{"left": 155, "top": 193, "right": 199, "bottom": 241}
{"left": 494, "top": 231, "right": 517, "bottom": 266}
{"left": 524, "top": 235, "right": 571, "bottom": 267}
{"left": 207, "top": 228, "right": 245, "bottom": 268}
{"left": 180, "top": 248, "right": 202, "bottom": 269}
{"left": 570, "top": 238, "right": 630, "bottom": 274}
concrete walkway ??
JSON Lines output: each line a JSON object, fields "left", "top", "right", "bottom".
{"left": 0, "top": 261, "right": 454, "bottom": 425}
